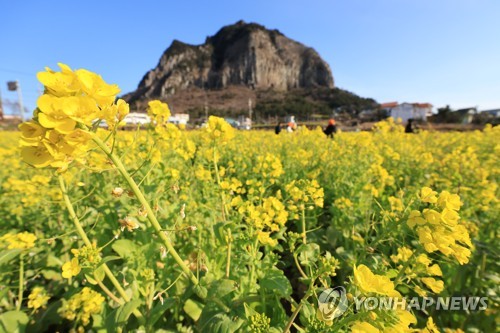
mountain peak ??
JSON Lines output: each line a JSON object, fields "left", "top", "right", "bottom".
{"left": 124, "top": 21, "right": 334, "bottom": 106}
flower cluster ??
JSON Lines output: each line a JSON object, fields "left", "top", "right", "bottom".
{"left": 27, "top": 287, "right": 50, "bottom": 310}
{"left": 147, "top": 100, "right": 171, "bottom": 125}
{"left": 408, "top": 187, "right": 472, "bottom": 264}
{"left": 252, "top": 153, "right": 284, "bottom": 182}
{"left": 353, "top": 264, "right": 400, "bottom": 297}
{"left": 19, "top": 63, "right": 128, "bottom": 170}
{"left": 204, "top": 116, "right": 235, "bottom": 144}
{"left": 352, "top": 265, "right": 417, "bottom": 332}
{"left": 0, "top": 231, "right": 37, "bottom": 249}
{"left": 391, "top": 247, "right": 444, "bottom": 295}
{"left": 61, "top": 244, "right": 102, "bottom": 279}
{"left": 285, "top": 179, "right": 324, "bottom": 218}
{"left": 364, "top": 163, "right": 394, "bottom": 197}
{"left": 236, "top": 196, "right": 288, "bottom": 246}
{"left": 58, "top": 287, "right": 105, "bottom": 326}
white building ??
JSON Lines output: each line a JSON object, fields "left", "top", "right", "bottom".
{"left": 382, "top": 102, "right": 433, "bottom": 123}
{"left": 168, "top": 113, "right": 190, "bottom": 125}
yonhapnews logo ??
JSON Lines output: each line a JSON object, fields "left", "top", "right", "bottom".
{"left": 317, "top": 286, "right": 349, "bottom": 321}
{"left": 318, "top": 286, "right": 489, "bottom": 319}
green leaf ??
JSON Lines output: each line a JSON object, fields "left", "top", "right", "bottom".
{"left": 207, "top": 279, "right": 236, "bottom": 299}
{"left": 112, "top": 239, "right": 138, "bottom": 259}
{"left": 115, "top": 299, "right": 142, "bottom": 325}
{"left": 260, "top": 269, "right": 292, "bottom": 298}
{"left": 198, "top": 313, "right": 243, "bottom": 333}
{"left": 243, "top": 303, "right": 259, "bottom": 319}
{"left": 84, "top": 273, "right": 98, "bottom": 285}
{"left": 0, "top": 249, "right": 22, "bottom": 266}
{"left": 149, "top": 297, "right": 176, "bottom": 326}
{"left": 100, "top": 255, "right": 122, "bottom": 265}
{"left": 184, "top": 299, "right": 204, "bottom": 321}
{"left": 386, "top": 269, "right": 398, "bottom": 278}
{"left": 0, "top": 311, "right": 29, "bottom": 333}
{"left": 94, "top": 265, "right": 106, "bottom": 282}
{"left": 297, "top": 243, "right": 320, "bottom": 267}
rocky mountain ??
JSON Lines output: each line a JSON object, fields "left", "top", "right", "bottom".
{"left": 124, "top": 21, "right": 334, "bottom": 108}
{"left": 123, "top": 21, "right": 378, "bottom": 120}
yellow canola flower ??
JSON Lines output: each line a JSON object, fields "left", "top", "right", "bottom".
{"left": 388, "top": 196, "right": 404, "bottom": 211}
{"left": 62, "top": 258, "right": 81, "bottom": 279}
{"left": 58, "top": 287, "right": 105, "bottom": 326}
{"left": 390, "top": 246, "right": 414, "bottom": 263}
{"left": 384, "top": 309, "right": 417, "bottom": 333}
{"left": 422, "top": 317, "right": 440, "bottom": 333}
{"left": 257, "top": 231, "right": 278, "bottom": 247}
{"left": 27, "top": 287, "right": 50, "bottom": 310}
{"left": 205, "top": 116, "right": 235, "bottom": 144}
{"left": 353, "top": 264, "right": 401, "bottom": 297}
{"left": 1, "top": 232, "right": 37, "bottom": 249}
{"left": 407, "top": 210, "right": 426, "bottom": 228}
{"left": 147, "top": 100, "right": 171, "bottom": 124}
{"left": 351, "top": 321, "right": 380, "bottom": 333}
{"left": 421, "top": 277, "right": 445, "bottom": 294}
{"left": 437, "top": 191, "right": 462, "bottom": 211}
{"left": 420, "top": 187, "right": 438, "bottom": 203}
{"left": 19, "top": 63, "right": 127, "bottom": 171}
{"left": 74, "top": 68, "right": 120, "bottom": 107}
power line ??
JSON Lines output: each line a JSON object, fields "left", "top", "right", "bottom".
{"left": 0, "top": 68, "right": 36, "bottom": 76}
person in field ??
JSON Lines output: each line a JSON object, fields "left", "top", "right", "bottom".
{"left": 405, "top": 119, "right": 415, "bottom": 133}
{"left": 324, "top": 119, "right": 337, "bottom": 138}
{"left": 275, "top": 122, "right": 282, "bottom": 134}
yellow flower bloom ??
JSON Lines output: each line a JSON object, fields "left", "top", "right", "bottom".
{"left": 420, "top": 187, "right": 438, "bottom": 203}
{"left": 390, "top": 246, "right": 414, "bottom": 263}
{"left": 437, "top": 191, "right": 462, "bottom": 211}
{"left": 27, "top": 287, "right": 50, "bottom": 310}
{"left": 423, "top": 209, "right": 441, "bottom": 225}
{"left": 422, "top": 277, "right": 445, "bottom": 294}
{"left": 351, "top": 321, "right": 380, "bottom": 333}
{"left": 257, "top": 231, "right": 278, "bottom": 247}
{"left": 147, "top": 100, "right": 171, "bottom": 124}
{"left": 407, "top": 210, "right": 426, "bottom": 228}
{"left": 1, "top": 232, "right": 37, "bottom": 249}
{"left": 62, "top": 258, "right": 81, "bottom": 279}
{"left": 20, "top": 145, "right": 54, "bottom": 168}
{"left": 389, "top": 196, "right": 404, "bottom": 211}
{"left": 37, "top": 63, "right": 80, "bottom": 96}
{"left": 205, "top": 116, "right": 235, "bottom": 144}
{"left": 422, "top": 317, "right": 440, "bottom": 333}
{"left": 58, "top": 287, "right": 104, "bottom": 326}
{"left": 441, "top": 208, "right": 460, "bottom": 226}
{"left": 75, "top": 68, "right": 120, "bottom": 106}
{"left": 353, "top": 264, "right": 401, "bottom": 297}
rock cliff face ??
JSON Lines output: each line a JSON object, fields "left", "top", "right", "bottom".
{"left": 124, "top": 21, "right": 334, "bottom": 104}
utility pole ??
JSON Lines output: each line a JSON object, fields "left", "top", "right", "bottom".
{"left": 248, "top": 98, "right": 253, "bottom": 121}
{"left": 0, "top": 87, "right": 4, "bottom": 120}
{"left": 7, "top": 80, "right": 25, "bottom": 121}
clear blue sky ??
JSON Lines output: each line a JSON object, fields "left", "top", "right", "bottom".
{"left": 1, "top": 0, "right": 499, "bottom": 115}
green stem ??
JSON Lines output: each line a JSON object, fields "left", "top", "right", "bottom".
{"left": 17, "top": 254, "right": 24, "bottom": 311}
{"left": 293, "top": 253, "right": 308, "bottom": 279}
{"left": 283, "top": 302, "right": 303, "bottom": 333}
{"left": 91, "top": 134, "right": 204, "bottom": 296}
{"left": 301, "top": 207, "right": 307, "bottom": 244}
{"left": 97, "top": 278, "right": 123, "bottom": 305}
{"left": 225, "top": 228, "right": 232, "bottom": 278}
{"left": 394, "top": 250, "right": 419, "bottom": 285}
{"left": 213, "top": 146, "right": 229, "bottom": 219}
{"left": 58, "top": 175, "right": 145, "bottom": 323}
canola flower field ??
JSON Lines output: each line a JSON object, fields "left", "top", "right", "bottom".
{"left": 0, "top": 64, "right": 498, "bottom": 332}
